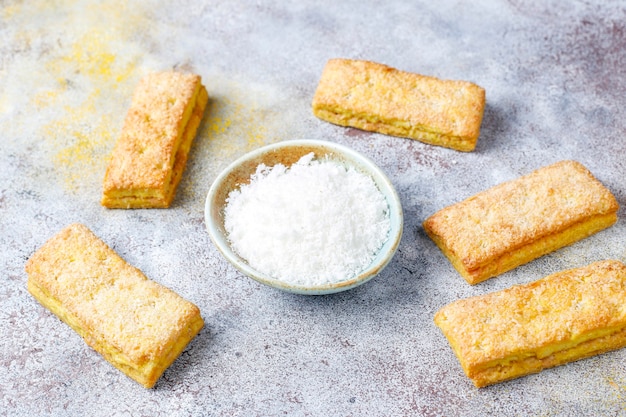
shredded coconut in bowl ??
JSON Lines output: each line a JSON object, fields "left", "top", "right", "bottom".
{"left": 223, "top": 152, "right": 391, "bottom": 287}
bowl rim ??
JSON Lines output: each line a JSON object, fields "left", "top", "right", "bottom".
{"left": 204, "top": 139, "right": 404, "bottom": 295}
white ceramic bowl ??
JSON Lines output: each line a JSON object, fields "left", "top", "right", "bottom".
{"left": 204, "top": 139, "right": 403, "bottom": 295}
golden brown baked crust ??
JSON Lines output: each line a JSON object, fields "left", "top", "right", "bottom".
{"left": 102, "top": 71, "right": 209, "bottom": 208}
{"left": 434, "top": 260, "right": 626, "bottom": 388}
{"left": 423, "top": 160, "right": 619, "bottom": 284}
{"left": 311, "top": 58, "right": 486, "bottom": 151}
{"left": 25, "top": 223, "right": 204, "bottom": 388}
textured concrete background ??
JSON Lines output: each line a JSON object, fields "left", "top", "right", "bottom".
{"left": 1, "top": 1, "right": 626, "bottom": 416}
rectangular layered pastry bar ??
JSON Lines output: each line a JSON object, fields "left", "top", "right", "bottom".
{"left": 25, "top": 223, "right": 204, "bottom": 388}
{"left": 434, "top": 260, "right": 626, "bottom": 388}
{"left": 423, "top": 160, "right": 619, "bottom": 284}
{"left": 311, "top": 58, "right": 486, "bottom": 151}
{"left": 102, "top": 71, "right": 209, "bottom": 208}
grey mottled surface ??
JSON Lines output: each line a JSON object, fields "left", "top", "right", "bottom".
{"left": 1, "top": 1, "right": 626, "bottom": 416}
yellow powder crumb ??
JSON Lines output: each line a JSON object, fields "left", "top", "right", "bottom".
{"left": 1, "top": 4, "right": 20, "bottom": 19}
{"left": 600, "top": 375, "right": 626, "bottom": 410}
{"left": 607, "top": 376, "right": 626, "bottom": 392}
{"left": 33, "top": 78, "right": 69, "bottom": 109}
{"left": 1, "top": 0, "right": 149, "bottom": 194}
{"left": 203, "top": 93, "right": 274, "bottom": 153}
{"left": 43, "top": 89, "right": 116, "bottom": 193}
{"left": 208, "top": 116, "right": 232, "bottom": 135}
{"left": 38, "top": 27, "right": 140, "bottom": 193}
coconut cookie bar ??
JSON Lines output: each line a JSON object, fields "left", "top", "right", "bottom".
{"left": 434, "top": 260, "right": 626, "bottom": 388}
{"left": 423, "top": 160, "right": 618, "bottom": 285}
{"left": 311, "top": 58, "right": 486, "bottom": 151}
{"left": 102, "top": 71, "right": 209, "bottom": 208}
{"left": 25, "top": 223, "right": 204, "bottom": 388}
